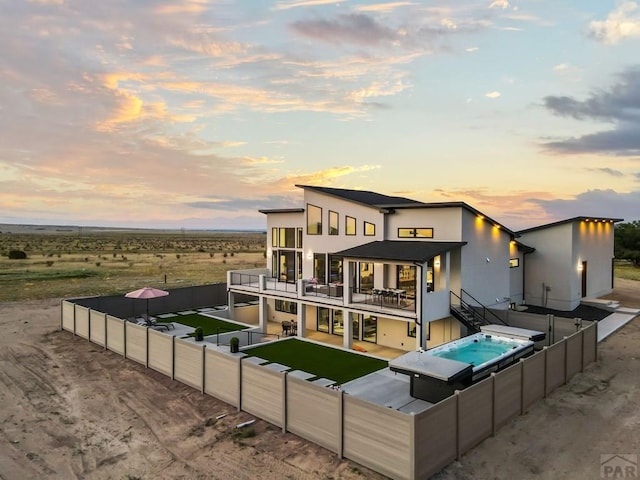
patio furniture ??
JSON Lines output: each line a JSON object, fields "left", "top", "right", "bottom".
{"left": 290, "top": 321, "right": 298, "bottom": 336}
{"left": 281, "top": 321, "right": 291, "bottom": 336}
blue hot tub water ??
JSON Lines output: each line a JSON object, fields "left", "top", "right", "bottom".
{"left": 429, "top": 334, "right": 527, "bottom": 368}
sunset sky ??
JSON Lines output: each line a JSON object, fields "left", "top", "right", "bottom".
{"left": 1, "top": 0, "right": 639, "bottom": 231}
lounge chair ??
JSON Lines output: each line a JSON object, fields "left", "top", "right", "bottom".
{"left": 137, "top": 317, "right": 174, "bottom": 331}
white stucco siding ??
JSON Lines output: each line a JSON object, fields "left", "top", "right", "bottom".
{"left": 302, "top": 190, "right": 385, "bottom": 279}
{"left": 265, "top": 212, "right": 304, "bottom": 251}
{"left": 519, "top": 223, "right": 574, "bottom": 310}
{"left": 459, "top": 209, "right": 511, "bottom": 307}
{"left": 509, "top": 242, "right": 525, "bottom": 304}
{"left": 574, "top": 220, "right": 615, "bottom": 299}
{"left": 385, "top": 207, "right": 463, "bottom": 241}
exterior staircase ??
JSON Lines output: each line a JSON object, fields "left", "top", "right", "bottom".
{"left": 450, "top": 289, "right": 508, "bottom": 333}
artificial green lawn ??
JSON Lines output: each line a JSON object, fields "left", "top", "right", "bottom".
{"left": 158, "top": 313, "right": 246, "bottom": 336}
{"left": 243, "top": 338, "right": 388, "bottom": 384}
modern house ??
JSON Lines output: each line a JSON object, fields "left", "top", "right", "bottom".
{"left": 227, "top": 185, "right": 620, "bottom": 352}
{"left": 518, "top": 217, "right": 621, "bottom": 310}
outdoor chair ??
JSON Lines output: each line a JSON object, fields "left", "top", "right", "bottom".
{"left": 139, "top": 317, "right": 174, "bottom": 331}
{"left": 281, "top": 321, "right": 291, "bottom": 336}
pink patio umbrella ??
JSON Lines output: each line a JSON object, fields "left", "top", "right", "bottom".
{"left": 125, "top": 286, "right": 169, "bottom": 320}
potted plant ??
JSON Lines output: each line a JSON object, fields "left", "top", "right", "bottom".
{"left": 230, "top": 336, "right": 240, "bottom": 353}
{"left": 194, "top": 327, "right": 204, "bottom": 342}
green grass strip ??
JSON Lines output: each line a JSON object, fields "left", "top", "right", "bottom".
{"left": 244, "top": 338, "right": 387, "bottom": 384}
{"left": 158, "top": 313, "right": 246, "bottom": 336}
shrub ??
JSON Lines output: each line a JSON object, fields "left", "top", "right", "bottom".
{"left": 46, "top": 260, "right": 54, "bottom": 267}
{"left": 8, "top": 250, "right": 27, "bottom": 259}
{"left": 230, "top": 336, "right": 240, "bottom": 353}
{"left": 194, "top": 327, "right": 204, "bottom": 341}
{"left": 95, "top": 262, "right": 101, "bottom": 267}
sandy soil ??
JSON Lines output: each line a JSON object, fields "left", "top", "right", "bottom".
{"left": 1, "top": 279, "right": 638, "bottom": 480}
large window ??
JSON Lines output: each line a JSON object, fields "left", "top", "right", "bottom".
{"left": 398, "top": 228, "right": 434, "bottom": 238}
{"left": 278, "top": 251, "right": 296, "bottom": 283}
{"left": 359, "top": 262, "right": 374, "bottom": 290}
{"left": 397, "top": 265, "right": 416, "bottom": 298}
{"left": 271, "top": 227, "right": 277, "bottom": 247}
{"left": 279, "top": 227, "right": 296, "bottom": 248}
{"left": 296, "top": 227, "right": 303, "bottom": 248}
{"left": 363, "top": 315, "right": 377, "bottom": 343}
{"left": 329, "top": 255, "right": 343, "bottom": 284}
{"left": 317, "top": 307, "right": 330, "bottom": 333}
{"left": 307, "top": 204, "right": 322, "bottom": 235}
{"left": 314, "top": 253, "right": 326, "bottom": 284}
{"left": 346, "top": 216, "right": 356, "bottom": 235}
{"left": 329, "top": 210, "right": 339, "bottom": 235}
{"left": 332, "top": 310, "right": 344, "bottom": 336}
{"left": 364, "top": 221, "right": 375, "bottom": 236}
{"left": 297, "top": 251, "right": 303, "bottom": 279}
{"left": 275, "top": 300, "right": 297, "bottom": 314}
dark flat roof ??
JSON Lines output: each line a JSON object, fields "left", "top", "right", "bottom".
{"left": 295, "top": 185, "right": 420, "bottom": 209}
{"left": 334, "top": 240, "right": 467, "bottom": 263}
{"left": 258, "top": 208, "right": 305, "bottom": 215}
{"left": 518, "top": 216, "right": 623, "bottom": 234}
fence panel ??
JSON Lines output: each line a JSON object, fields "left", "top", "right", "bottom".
{"left": 89, "top": 310, "right": 106, "bottom": 347}
{"left": 148, "top": 329, "right": 173, "bottom": 377}
{"left": 522, "top": 350, "right": 545, "bottom": 412}
{"left": 583, "top": 323, "right": 597, "bottom": 366}
{"left": 204, "top": 349, "right": 241, "bottom": 408}
{"left": 75, "top": 305, "right": 90, "bottom": 339}
{"left": 493, "top": 362, "right": 523, "bottom": 430}
{"left": 125, "top": 322, "right": 148, "bottom": 366}
{"left": 286, "top": 377, "right": 340, "bottom": 453}
{"left": 106, "top": 315, "right": 125, "bottom": 356}
{"left": 458, "top": 379, "right": 493, "bottom": 455}
{"left": 545, "top": 342, "right": 566, "bottom": 395}
{"left": 343, "top": 395, "right": 412, "bottom": 480}
{"left": 414, "top": 396, "right": 457, "bottom": 479}
{"left": 241, "top": 362, "right": 284, "bottom": 428}
{"left": 174, "top": 340, "right": 204, "bottom": 390}
{"left": 62, "top": 301, "right": 75, "bottom": 332}
{"left": 565, "top": 331, "right": 583, "bottom": 381}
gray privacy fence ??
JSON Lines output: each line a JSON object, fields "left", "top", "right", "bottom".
{"left": 69, "top": 283, "right": 255, "bottom": 319}
{"left": 60, "top": 300, "right": 598, "bottom": 480}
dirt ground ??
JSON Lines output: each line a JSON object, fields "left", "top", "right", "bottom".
{"left": 1, "top": 279, "right": 639, "bottom": 480}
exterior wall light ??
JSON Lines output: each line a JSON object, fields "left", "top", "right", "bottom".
{"left": 434, "top": 259, "right": 441, "bottom": 267}
{"left": 306, "top": 250, "right": 313, "bottom": 260}
{"left": 577, "top": 263, "right": 584, "bottom": 272}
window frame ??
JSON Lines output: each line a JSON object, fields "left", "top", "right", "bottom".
{"left": 329, "top": 210, "right": 339, "bottom": 235}
{"left": 364, "top": 221, "right": 375, "bottom": 236}
{"left": 346, "top": 216, "right": 356, "bottom": 235}
{"left": 307, "top": 204, "right": 323, "bottom": 235}
{"left": 398, "top": 227, "right": 434, "bottom": 238}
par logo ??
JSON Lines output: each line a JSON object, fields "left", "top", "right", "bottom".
{"left": 601, "top": 454, "right": 638, "bottom": 478}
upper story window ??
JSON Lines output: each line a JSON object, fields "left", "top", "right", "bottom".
{"left": 307, "top": 204, "right": 322, "bottom": 235}
{"left": 364, "top": 221, "right": 375, "bottom": 236}
{"left": 279, "top": 228, "right": 296, "bottom": 248}
{"left": 398, "top": 228, "right": 434, "bottom": 238}
{"left": 346, "top": 216, "right": 356, "bottom": 235}
{"left": 296, "top": 227, "right": 303, "bottom": 248}
{"left": 329, "top": 210, "right": 339, "bottom": 235}
{"left": 271, "top": 227, "right": 277, "bottom": 247}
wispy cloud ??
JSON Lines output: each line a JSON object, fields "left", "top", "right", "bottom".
{"left": 354, "top": 2, "right": 416, "bottom": 13}
{"left": 542, "top": 66, "right": 640, "bottom": 155}
{"left": 274, "top": 0, "right": 345, "bottom": 11}
{"left": 588, "top": 1, "right": 640, "bottom": 44}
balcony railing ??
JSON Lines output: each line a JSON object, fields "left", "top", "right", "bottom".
{"left": 229, "top": 272, "right": 260, "bottom": 288}
{"left": 264, "top": 278, "right": 298, "bottom": 293}
{"left": 350, "top": 287, "right": 416, "bottom": 312}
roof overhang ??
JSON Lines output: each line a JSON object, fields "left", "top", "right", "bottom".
{"left": 334, "top": 240, "right": 467, "bottom": 264}
{"left": 258, "top": 208, "right": 305, "bottom": 215}
{"left": 517, "top": 216, "right": 624, "bottom": 234}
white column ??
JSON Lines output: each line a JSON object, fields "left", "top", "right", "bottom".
{"left": 228, "top": 291, "right": 236, "bottom": 319}
{"left": 296, "top": 301, "right": 306, "bottom": 337}
{"left": 342, "top": 309, "right": 352, "bottom": 349}
{"left": 343, "top": 261, "right": 352, "bottom": 304}
{"left": 258, "top": 296, "right": 268, "bottom": 333}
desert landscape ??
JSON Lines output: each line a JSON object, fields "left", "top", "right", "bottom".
{"left": 1, "top": 229, "right": 639, "bottom": 479}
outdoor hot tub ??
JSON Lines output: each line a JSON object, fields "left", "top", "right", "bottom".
{"left": 389, "top": 325, "right": 544, "bottom": 403}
